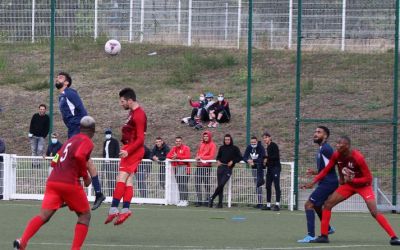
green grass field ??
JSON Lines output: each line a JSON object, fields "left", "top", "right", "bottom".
{"left": 1, "top": 200, "right": 399, "bottom": 250}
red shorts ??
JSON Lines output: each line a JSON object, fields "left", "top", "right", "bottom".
{"left": 119, "top": 145, "right": 144, "bottom": 174}
{"left": 335, "top": 183, "right": 375, "bottom": 201}
{"left": 42, "top": 181, "right": 90, "bottom": 213}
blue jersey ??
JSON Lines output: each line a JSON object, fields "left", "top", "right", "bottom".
{"left": 59, "top": 88, "right": 88, "bottom": 135}
{"left": 316, "top": 142, "right": 338, "bottom": 187}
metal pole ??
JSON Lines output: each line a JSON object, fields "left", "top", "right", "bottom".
{"left": 288, "top": 0, "right": 293, "bottom": 49}
{"left": 392, "top": 0, "right": 399, "bottom": 210}
{"left": 94, "top": 0, "right": 98, "bottom": 40}
{"left": 341, "top": 0, "right": 346, "bottom": 51}
{"left": 140, "top": 0, "right": 144, "bottom": 43}
{"left": 270, "top": 20, "right": 273, "bottom": 49}
{"left": 294, "top": 0, "right": 303, "bottom": 210}
{"left": 31, "top": 0, "right": 35, "bottom": 43}
{"left": 246, "top": 0, "right": 253, "bottom": 146}
{"left": 237, "top": 0, "right": 242, "bottom": 49}
{"left": 188, "top": 0, "right": 192, "bottom": 46}
{"left": 225, "top": 3, "right": 228, "bottom": 41}
{"left": 178, "top": 0, "right": 181, "bottom": 35}
{"left": 129, "top": 0, "right": 133, "bottom": 42}
{"left": 49, "top": 0, "right": 56, "bottom": 143}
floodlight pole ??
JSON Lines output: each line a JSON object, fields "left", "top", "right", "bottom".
{"left": 246, "top": 0, "right": 253, "bottom": 146}
{"left": 49, "top": 0, "right": 55, "bottom": 143}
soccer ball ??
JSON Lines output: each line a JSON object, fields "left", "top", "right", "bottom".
{"left": 104, "top": 39, "right": 121, "bottom": 55}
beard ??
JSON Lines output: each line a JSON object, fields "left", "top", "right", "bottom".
{"left": 313, "top": 138, "right": 323, "bottom": 144}
{"left": 55, "top": 82, "right": 63, "bottom": 89}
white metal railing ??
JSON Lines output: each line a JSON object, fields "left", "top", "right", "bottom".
{"left": 0, "top": 154, "right": 295, "bottom": 210}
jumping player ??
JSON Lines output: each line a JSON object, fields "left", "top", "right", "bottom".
{"left": 55, "top": 72, "right": 105, "bottom": 210}
{"left": 297, "top": 126, "right": 338, "bottom": 243}
{"left": 303, "top": 135, "right": 400, "bottom": 245}
{"left": 105, "top": 87, "right": 147, "bottom": 226}
{"left": 13, "top": 116, "right": 97, "bottom": 250}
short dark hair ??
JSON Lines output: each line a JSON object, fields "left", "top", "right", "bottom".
{"left": 317, "top": 126, "right": 330, "bottom": 138}
{"left": 339, "top": 135, "right": 351, "bottom": 145}
{"left": 263, "top": 131, "right": 271, "bottom": 137}
{"left": 39, "top": 104, "right": 47, "bottom": 109}
{"left": 250, "top": 136, "right": 257, "bottom": 140}
{"left": 155, "top": 137, "right": 163, "bottom": 141}
{"left": 58, "top": 72, "right": 72, "bottom": 87}
{"left": 175, "top": 136, "right": 182, "bottom": 140}
{"left": 119, "top": 88, "right": 136, "bottom": 101}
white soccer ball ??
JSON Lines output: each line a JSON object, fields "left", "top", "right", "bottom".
{"left": 104, "top": 39, "right": 121, "bottom": 55}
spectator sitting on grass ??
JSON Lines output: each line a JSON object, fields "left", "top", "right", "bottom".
{"left": 208, "top": 93, "right": 230, "bottom": 128}
{"left": 187, "top": 93, "right": 209, "bottom": 126}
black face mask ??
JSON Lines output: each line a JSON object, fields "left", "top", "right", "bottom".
{"left": 55, "top": 82, "right": 64, "bottom": 89}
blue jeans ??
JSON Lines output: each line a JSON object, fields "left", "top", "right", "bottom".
{"left": 30, "top": 136, "right": 45, "bottom": 156}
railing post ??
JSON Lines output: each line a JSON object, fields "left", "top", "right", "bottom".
{"left": 227, "top": 172, "right": 232, "bottom": 208}
{"left": 288, "top": 0, "right": 293, "bottom": 49}
{"left": 290, "top": 162, "right": 295, "bottom": 211}
{"left": 188, "top": 0, "right": 192, "bottom": 46}
{"left": 165, "top": 160, "right": 171, "bottom": 205}
{"left": 32, "top": 0, "right": 35, "bottom": 43}
{"left": 237, "top": 0, "right": 241, "bottom": 49}
{"left": 129, "top": 0, "right": 133, "bottom": 42}
{"left": 140, "top": 0, "right": 145, "bottom": 43}
{"left": 3, "top": 154, "right": 16, "bottom": 200}
{"left": 94, "top": 0, "right": 98, "bottom": 40}
{"left": 341, "top": 0, "right": 346, "bottom": 51}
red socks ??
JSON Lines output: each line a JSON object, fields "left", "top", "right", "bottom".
{"left": 21, "top": 215, "right": 45, "bottom": 246}
{"left": 123, "top": 186, "right": 134, "bottom": 203}
{"left": 321, "top": 209, "right": 331, "bottom": 236}
{"left": 113, "top": 182, "right": 126, "bottom": 200}
{"left": 376, "top": 213, "right": 396, "bottom": 238}
{"left": 71, "top": 223, "right": 88, "bottom": 250}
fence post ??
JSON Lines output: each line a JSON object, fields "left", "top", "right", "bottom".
{"left": 3, "top": 154, "right": 15, "bottom": 200}
{"left": 289, "top": 162, "right": 295, "bottom": 211}
{"left": 288, "top": 0, "right": 293, "bottom": 49}
{"left": 225, "top": 3, "right": 229, "bottom": 41}
{"left": 188, "top": 0, "right": 192, "bottom": 46}
{"left": 227, "top": 174, "right": 232, "bottom": 208}
{"left": 31, "top": 0, "right": 35, "bottom": 43}
{"left": 129, "top": 0, "right": 133, "bottom": 42}
{"left": 270, "top": 20, "right": 274, "bottom": 49}
{"left": 178, "top": 0, "right": 181, "bottom": 35}
{"left": 140, "top": 0, "right": 145, "bottom": 43}
{"left": 165, "top": 160, "right": 171, "bottom": 205}
{"left": 94, "top": 0, "right": 98, "bottom": 40}
{"left": 237, "top": 0, "right": 242, "bottom": 49}
{"left": 341, "top": 0, "right": 346, "bottom": 51}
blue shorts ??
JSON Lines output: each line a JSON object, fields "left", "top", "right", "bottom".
{"left": 309, "top": 184, "right": 337, "bottom": 207}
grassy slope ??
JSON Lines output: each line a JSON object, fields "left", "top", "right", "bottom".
{"left": 0, "top": 40, "right": 395, "bottom": 164}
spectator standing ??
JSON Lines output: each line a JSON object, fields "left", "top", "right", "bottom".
{"left": 151, "top": 137, "right": 170, "bottom": 189}
{"left": 55, "top": 71, "right": 105, "bottom": 210}
{"left": 102, "top": 128, "right": 120, "bottom": 196}
{"left": 208, "top": 93, "right": 230, "bottom": 128}
{"left": 208, "top": 134, "right": 242, "bottom": 208}
{"left": 137, "top": 145, "right": 152, "bottom": 198}
{"left": 243, "top": 136, "right": 266, "bottom": 209}
{"left": 45, "top": 132, "right": 63, "bottom": 157}
{"left": 0, "top": 137, "right": 5, "bottom": 200}
{"left": 167, "top": 136, "right": 191, "bottom": 207}
{"left": 194, "top": 131, "right": 217, "bottom": 207}
{"left": 262, "top": 132, "right": 282, "bottom": 211}
{"left": 29, "top": 104, "right": 50, "bottom": 166}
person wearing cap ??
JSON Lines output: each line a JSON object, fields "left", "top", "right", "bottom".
{"left": 262, "top": 132, "right": 282, "bottom": 211}
{"left": 102, "top": 128, "right": 120, "bottom": 196}
{"left": 45, "top": 132, "right": 63, "bottom": 157}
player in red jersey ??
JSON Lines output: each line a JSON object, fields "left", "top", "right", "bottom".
{"left": 105, "top": 88, "right": 147, "bottom": 226}
{"left": 303, "top": 135, "right": 400, "bottom": 246}
{"left": 13, "top": 116, "right": 97, "bottom": 250}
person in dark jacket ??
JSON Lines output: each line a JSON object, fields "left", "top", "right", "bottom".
{"left": 137, "top": 145, "right": 152, "bottom": 198}
{"left": 45, "top": 132, "right": 63, "bottom": 157}
{"left": 208, "top": 134, "right": 242, "bottom": 208}
{"left": 29, "top": 104, "right": 50, "bottom": 160}
{"left": 262, "top": 131, "right": 282, "bottom": 211}
{"left": 243, "top": 136, "right": 266, "bottom": 208}
{"left": 151, "top": 137, "right": 170, "bottom": 189}
{"left": 207, "top": 93, "right": 230, "bottom": 128}
{"left": 102, "top": 128, "right": 120, "bottom": 196}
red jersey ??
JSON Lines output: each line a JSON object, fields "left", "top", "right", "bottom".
{"left": 167, "top": 145, "right": 191, "bottom": 167}
{"left": 313, "top": 149, "right": 373, "bottom": 187}
{"left": 48, "top": 133, "right": 94, "bottom": 185}
{"left": 121, "top": 106, "right": 147, "bottom": 155}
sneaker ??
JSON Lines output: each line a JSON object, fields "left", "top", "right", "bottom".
{"left": 104, "top": 212, "right": 119, "bottom": 224}
{"left": 261, "top": 205, "right": 271, "bottom": 210}
{"left": 310, "top": 235, "right": 329, "bottom": 243}
{"left": 391, "top": 237, "right": 400, "bottom": 245}
{"left": 208, "top": 198, "right": 214, "bottom": 208}
{"left": 207, "top": 122, "right": 213, "bottom": 128}
{"left": 212, "top": 122, "right": 218, "bottom": 128}
{"left": 272, "top": 205, "right": 280, "bottom": 211}
{"left": 92, "top": 192, "right": 106, "bottom": 211}
{"left": 13, "top": 239, "right": 25, "bottom": 250}
{"left": 114, "top": 210, "right": 132, "bottom": 226}
{"left": 297, "top": 235, "right": 316, "bottom": 243}
{"left": 216, "top": 203, "right": 223, "bottom": 208}
{"left": 328, "top": 226, "right": 336, "bottom": 235}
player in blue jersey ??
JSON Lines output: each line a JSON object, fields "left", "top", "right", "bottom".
{"left": 298, "top": 126, "right": 338, "bottom": 243}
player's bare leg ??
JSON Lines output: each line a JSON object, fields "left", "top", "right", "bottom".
{"left": 311, "top": 191, "right": 346, "bottom": 243}
{"left": 364, "top": 198, "right": 400, "bottom": 245}
{"left": 105, "top": 171, "right": 131, "bottom": 224}
{"left": 71, "top": 211, "right": 91, "bottom": 250}
{"left": 87, "top": 159, "right": 105, "bottom": 210}
{"left": 14, "top": 209, "right": 56, "bottom": 249}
